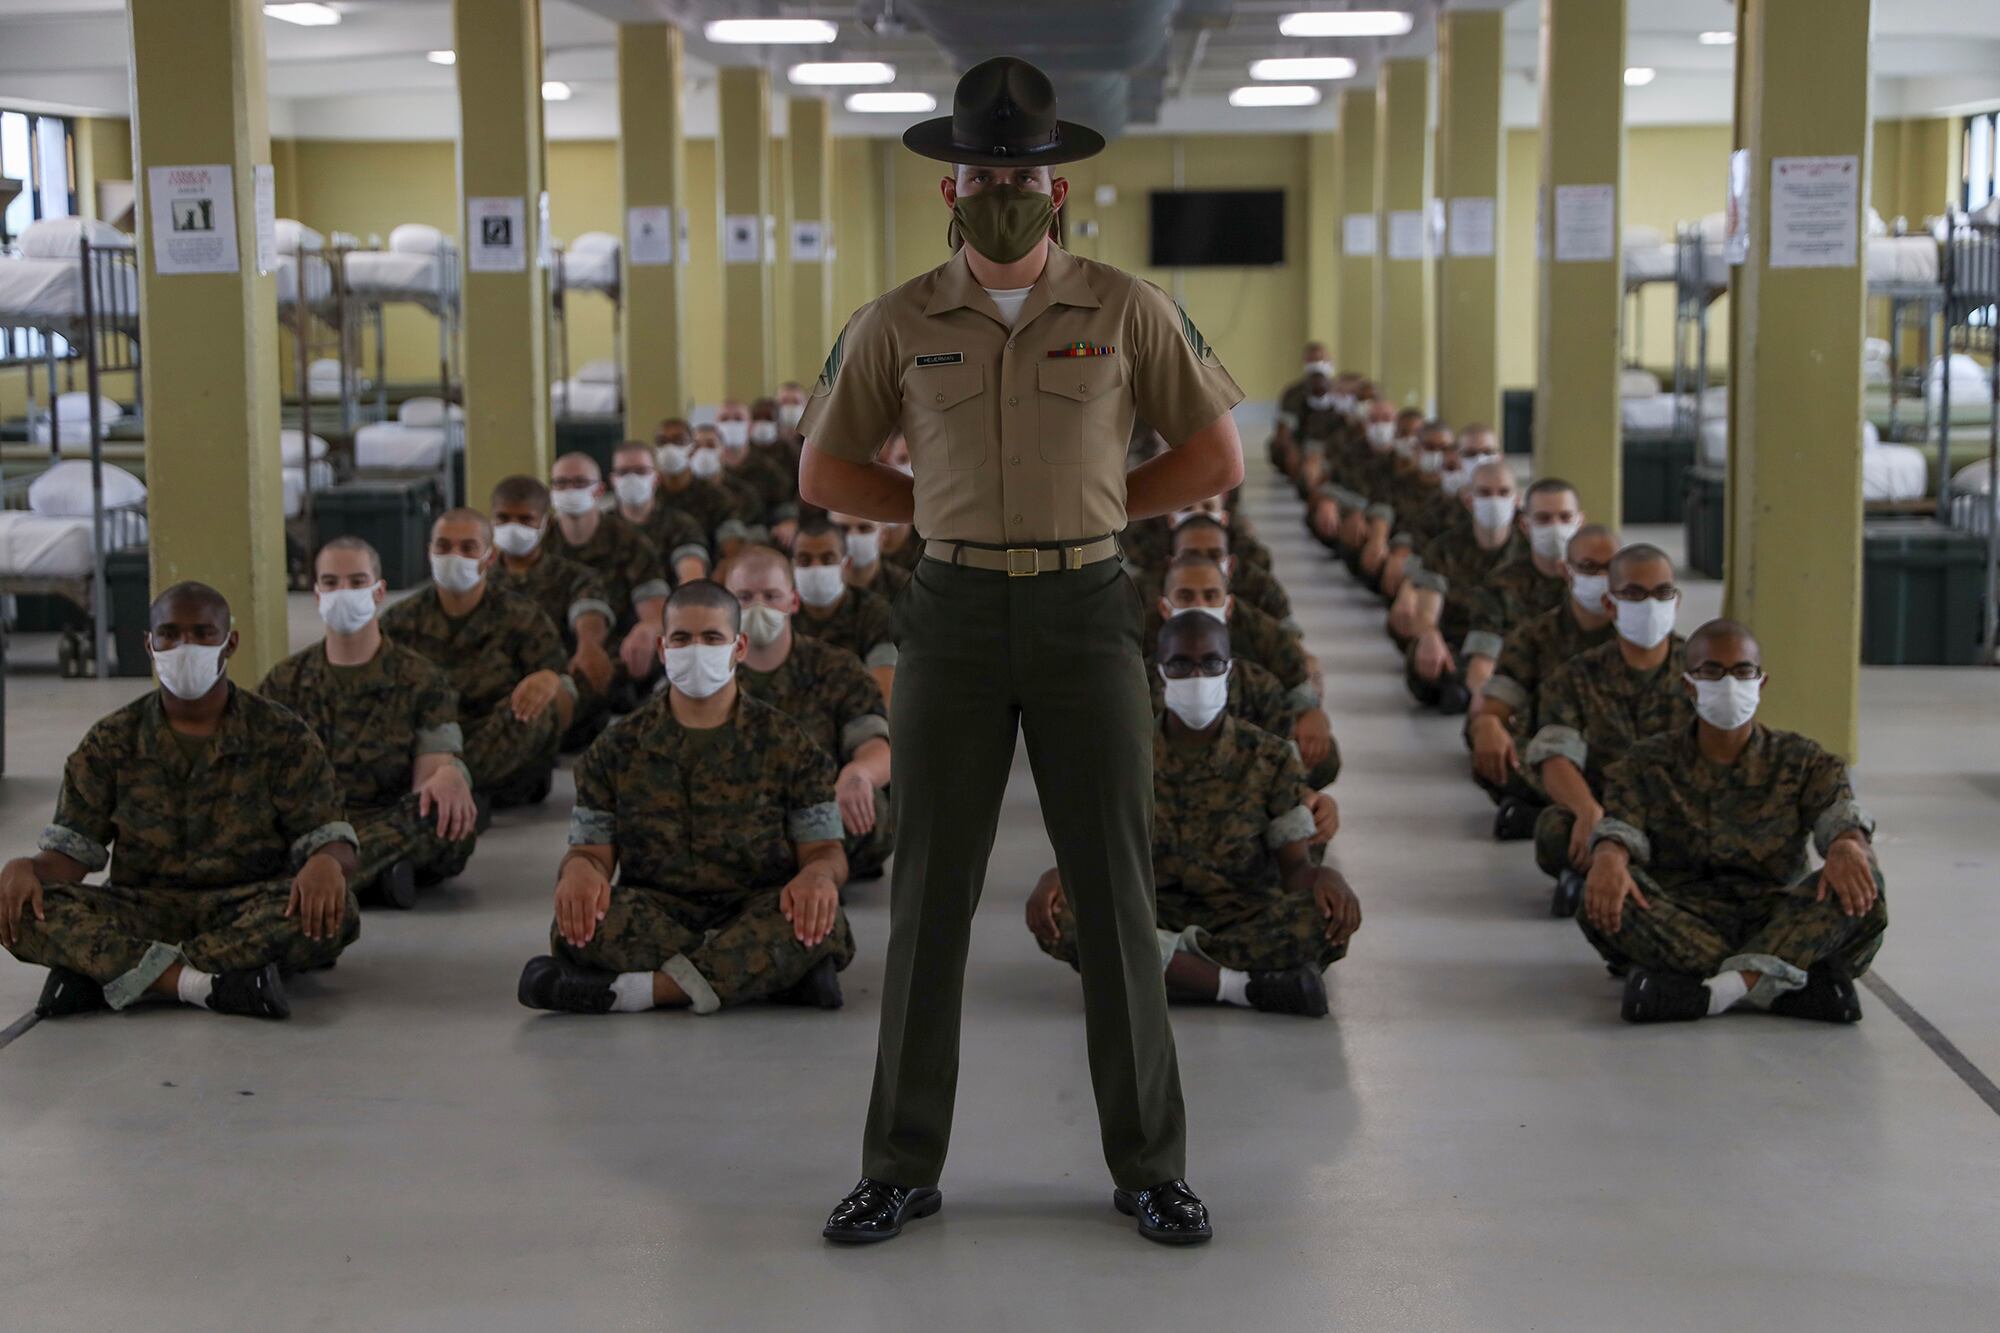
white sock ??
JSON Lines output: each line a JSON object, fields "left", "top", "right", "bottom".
{"left": 176, "top": 968, "right": 214, "bottom": 1007}
{"left": 1704, "top": 971, "right": 1749, "bottom": 1016}
{"left": 610, "top": 972, "right": 657, "bottom": 1013}
{"left": 1215, "top": 967, "right": 1252, "bottom": 1007}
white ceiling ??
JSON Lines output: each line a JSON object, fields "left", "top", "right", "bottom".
{"left": 0, "top": 1, "right": 1996, "bottom": 140}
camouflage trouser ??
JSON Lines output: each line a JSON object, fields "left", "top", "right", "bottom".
{"left": 351, "top": 796, "right": 478, "bottom": 893}
{"left": 844, "top": 785, "right": 896, "bottom": 880}
{"left": 6, "top": 878, "right": 361, "bottom": 1010}
{"left": 1535, "top": 804, "right": 1586, "bottom": 878}
{"left": 1040, "top": 883, "right": 1346, "bottom": 975}
{"left": 1465, "top": 719, "right": 1545, "bottom": 808}
{"left": 1577, "top": 868, "right": 1889, "bottom": 990}
{"left": 1305, "top": 739, "right": 1341, "bottom": 792}
{"left": 550, "top": 883, "right": 856, "bottom": 1014}
{"left": 462, "top": 701, "right": 561, "bottom": 794}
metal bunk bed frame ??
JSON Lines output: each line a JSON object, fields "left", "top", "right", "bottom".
{"left": 332, "top": 234, "right": 464, "bottom": 508}
{"left": 1937, "top": 213, "right": 2000, "bottom": 660}
{"left": 550, "top": 239, "right": 623, "bottom": 421}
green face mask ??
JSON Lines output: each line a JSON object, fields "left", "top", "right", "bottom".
{"left": 949, "top": 184, "right": 1056, "bottom": 264}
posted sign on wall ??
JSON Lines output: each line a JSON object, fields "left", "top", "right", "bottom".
{"left": 147, "top": 164, "right": 238, "bottom": 275}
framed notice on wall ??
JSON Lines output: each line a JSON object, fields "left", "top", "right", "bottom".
{"left": 147, "top": 164, "right": 238, "bottom": 275}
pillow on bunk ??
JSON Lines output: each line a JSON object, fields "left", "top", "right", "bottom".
{"left": 19, "top": 216, "right": 128, "bottom": 259}
{"left": 1975, "top": 198, "right": 2000, "bottom": 227}
{"left": 570, "top": 231, "right": 620, "bottom": 254}
{"left": 1863, "top": 337, "right": 1891, "bottom": 364}
{"left": 1695, "top": 212, "right": 1729, "bottom": 243}
{"left": 275, "top": 219, "right": 324, "bottom": 254}
{"left": 1618, "top": 368, "right": 1662, "bottom": 399}
{"left": 1862, "top": 420, "right": 1882, "bottom": 450}
{"left": 388, "top": 223, "right": 447, "bottom": 255}
{"left": 575, "top": 359, "right": 621, "bottom": 384}
{"left": 1866, "top": 208, "right": 1889, "bottom": 238}
{"left": 398, "top": 396, "right": 465, "bottom": 427}
{"left": 280, "top": 429, "right": 330, "bottom": 465}
{"left": 53, "top": 391, "right": 124, "bottom": 426}
{"left": 1927, "top": 353, "right": 1991, "bottom": 401}
{"left": 1623, "top": 224, "right": 1664, "bottom": 251}
{"left": 1952, "top": 459, "right": 1995, "bottom": 496}
{"left": 28, "top": 460, "right": 147, "bottom": 517}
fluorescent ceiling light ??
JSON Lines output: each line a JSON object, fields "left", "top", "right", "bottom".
{"left": 1229, "top": 84, "right": 1322, "bottom": 108}
{"left": 1698, "top": 30, "right": 1736, "bottom": 46}
{"left": 1278, "top": 10, "right": 1414, "bottom": 38}
{"left": 1624, "top": 66, "right": 1656, "bottom": 86}
{"left": 704, "top": 18, "right": 837, "bottom": 44}
{"left": 264, "top": 3, "right": 340, "bottom": 25}
{"left": 542, "top": 81, "right": 572, "bottom": 101}
{"left": 1249, "top": 57, "right": 1357, "bottom": 82}
{"left": 426, "top": 50, "right": 456, "bottom": 66}
{"left": 846, "top": 91, "right": 936, "bottom": 113}
{"left": 789, "top": 61, "right": 896, "bottom": 86}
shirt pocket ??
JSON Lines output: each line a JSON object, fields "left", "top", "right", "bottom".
{"left": 1036, "top": 358, "right": 1127, "bottom": 465}
{"left": 908, "top": 364, "right": 989, "bottom": 472}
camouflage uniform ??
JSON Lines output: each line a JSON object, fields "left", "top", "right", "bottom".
{"left": 547, "top": 512, "right": 669, "bottom": 637}
{"left": 1404, "top": 524, "right": 1526, "bottom": 704}
{"left": 728, "top": 447, "right": 800, "bottom": 528}
{"left": 1527, "top": 635, "right": 1696, "bottom": 877}
{"left": 1146, "top": 656, "right": 1340, "bottom": 789}
{"left": 795, "top": 585, "right": 899, "bottom": 669}
{"left": 1475, "top": 598, "right": 1616, "bottom": 807}
{"left": 631, "top": 502, "right": 713, "bottom": 578}
{"left": 851, "top": 557, "right": 911, "bottom": 602}
{"left": 557, "top": 692, "right": 854, "bottom": 1012}
{"left": 1391, "top": 487, "right": 1462, "bottom": 556}
{"left": 1459, "top": 554, "right": 1569, "bottom": 667}
{"left": 1038, "top": 716, "right": 1337, "bottom": 975}
{"left": 489, "top": 548, "right": 614, "bottom": 652}
{"left": 380, "top": 584, "right": 570, "bottom": 793}
{"left": 1220, "top": 601, "right": 1316, "bottom": 711}
{"left": 1136, "top": 559, "right": 1295, "bottom": 643}
{"left": 645, "top": 480, "right": 750, "bottom": 565}
{"left": 259, "top": 640, "right": 478, "bottom": 892}
{"left": 1120, "top": 516, "right": 1173, "bottom": 574}
{"left": 1582, "top": 724, "right": 1887, "bottom": 994}
{"left": 737, "top": 633, "right": 896, "bottom": 878}
{"left": 12, "top": 687, "right": 360, "bottom": 1009}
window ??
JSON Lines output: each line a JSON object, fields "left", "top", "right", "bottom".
{"left": 1965, "top": 111, "right": 1998, "bottom": 214}
{"left": 2, "top": 109, "right": 78, "bottom": 362}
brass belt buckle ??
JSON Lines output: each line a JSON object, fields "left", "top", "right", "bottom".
{"left": 1005, "top": 547, "right": 1040, "bottom": 578}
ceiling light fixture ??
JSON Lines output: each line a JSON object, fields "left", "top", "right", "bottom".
{"left": 704, "top": 19, "right": 838, "bottom": 44}
{"left": 427, "top": 50, "right": 456, "bottom": 66}
{"left": 1229, "top": 84, "right": 1322, "bottom": 108}
{"left": 1624, "top": 66, "right": 1656, "bottom": 87}
{"left": 1698, "top": 31, "right": 1736, "bottom": 46}
{"left": 788, "top": 61, "right": 896, "bottom": 86}
{"left": 845, "top": 91, "right": 937, "bottom": 113}
{"left": 1278, "top": 10, "right": 1414, "bottom": 38}
{"left": 1249, "top": 57, "right": 1358, "bottom": 82}
{"left": 542, "top": 81, "right": 573, "bottom": 101}
{"left": 264, "top": 3, "right": 341, "bottom": 25}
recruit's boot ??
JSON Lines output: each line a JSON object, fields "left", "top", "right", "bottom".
{"left": 208, "top": 963, "right": 291, "bottom": 1020}
{"left": 516, "top": 955, "right": 617, "bottom": 1014}
{"left": 1620, "top": 968, "right": 1708, "bottom": 1024}
{"left": 374, "top": 859, "right": 417, "bottom": 911}
{"left": 770, "top": 954, "right": 844, "bottom": 1010}
{"left": 1551, "top": 870, "right": 1585, "bottom": 918}
{"left": 1246, "top": 965, "right": 1330, "bottom": 1017}
{"left": 35, "top": 966, "right": 108, "bottom": 1018}
{"left": 1493, "top": 799, "right": 1540, "bottom": 842}
{"left": 1768, "top": 968, "right": 1864, "bottom": 1024}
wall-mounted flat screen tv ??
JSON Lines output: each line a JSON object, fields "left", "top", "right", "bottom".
{"left": 1148, "top": 189, "right": 1285, "bottom": 267}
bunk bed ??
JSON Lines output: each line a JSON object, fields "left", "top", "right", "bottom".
{"left": 276, "top": 219, "right": 342, "bottom": 523}
{"left": 336, "top": 224, "right": 463, "bottom": 506}
{"left": 1937, "top": 215, "right": 2000, "bottom": 660}
{"left": 550, "top": 231, "right": 622, "bottom": 421}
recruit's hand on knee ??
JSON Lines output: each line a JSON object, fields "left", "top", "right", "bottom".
{"left": 1414, "top": 630, "right": 1455, "bottom": 682}
{"left": 0, "top": 857, "right": 46, "bottom": 949}
{"left": 781, "top": 870, "right": 840, "bottom": 949}
{"left": 1818, "top": 834, "right": 1878, "bottom": 917}
{"left": 1305, "top": 790, "right": 1339, "bottom": 843}
{"left": 1469, "top": 715, "right": 1518, "bottom": 788}
{"left": 510, "top": 670, "right": 564, "bottom": 723}
{"left": 1294, "top": 708, "right": 1333, "bottom": 768}
{"left": 836, "top": 764, "right": 878, "bottom": 836}
{"left": 285, "top": 852, "right": 348, "bottom": 942}
{"left": 1568, "top": 803, "right": 1603, "bottom": 873}
{"left": 619, "top": 623, "right": 663, "bottom": 680}
{"left": 417, "top": 763, "right": 478, "bottom": 842}
{"left": 554, "top": 856, "right": 612, "bottom": 949}
{"left": 1314, "top": 869, "right": 1362, "bottom": 946}
{"left": 1583, "top": 846, "right": 1647, "bottom": 936}
{"left": 569, "top": 640, "right": 614, "bottom": 696}
{"left": 1025, "top": 870, "right": 1066, "bottom": 947}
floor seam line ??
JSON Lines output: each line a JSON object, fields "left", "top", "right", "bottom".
{"left": 1861, "top": 972, "right": 2000, "bottom": 1117}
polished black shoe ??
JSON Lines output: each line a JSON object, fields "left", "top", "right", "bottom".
{"left": 35, "top": 966, "right": 108, "bottom": 1018}
{"left": 1551, "top": 870, "right": 1585, "bottom": 919}
{"left": 1435, "top": 679, "right": 1472, "bottom": 715}
{"left": 1245, "top": 965, "right": 1329, "bottom": 1018}
{"left": 1620, "top": 968, "right": 1708, "bottom": 1024}
{"left": 373, "top": 859, "right": 418, "bottom": 911}
{"left": 207, "top": 963, "right": 291, "bottom": 1020}
{"left": 1493, "top": 799, "right": 1540, "bottom": 842}
{"left": 517, "top": 955, "right": 617, "bottom": 1014}
{"left": 770, "top": 955, "right": 844, "bottom": 1010}
{"left": 1768, "top": 968, "right": 1864, "bottom": 1024}
{"left": 822, "top": 1178, "right": 942, "bottom": 1244}
{"left": 1114, "top": 1179, "right": 1213, "bottom": 1245}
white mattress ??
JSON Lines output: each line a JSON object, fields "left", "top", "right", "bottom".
{"left": 1863, "top": 442, "right": 1929, "bottom": 502}
{"left": 28, "top": 459, "right": 146, "bottom": 516}
{"left": 1866, "top": 236, "right": 1938, "bottom": 286}
{"left": 276, "top": 254, "right": 334, "bottom": 308}
{"left": 355, "top": 421, "right": 453, "bottom": 471}
{"left": 1623, "top": 391, "right": 1724, "bottom": 436}
{"left": 0, "top": 510, "right": 100, "bottom": 579}
{"left": 283, "top": 460, "right": 336, "bottom": 519}
{"left": 281, "top": 429, "right": 330, "bottom": 466}
{"left": 1699, "top": 417, "right": 1728, "bottom": 468}
{"left": 552, "top": 378, "right": 620, "bottom": 416}
{"left": 342, "top": 250, "right": 448, "bottom": 310}
{"left": 1624, "top": 241, "right": 1677, "bottom": 288}
{"left": 29, "top": 394, "right": 125, "bottom": 446}
{"left": 0, "top": 254, "right": 140, "bottom": 324}
{"left": 558, "top": 244, "right": 619, "bottom": 293}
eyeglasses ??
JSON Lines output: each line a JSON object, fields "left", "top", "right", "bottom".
{"left": 1160, "top": 656, "right": 1231, "bottom": 679}
{"left": 1568, "top": 559, "right": 1610, "bottom": 576}
{"left": 1611, "top": 584, "right": 1680, "bottom": 603}
{"left": 1687, "top": 663, "right": 1764, "bottom": 682}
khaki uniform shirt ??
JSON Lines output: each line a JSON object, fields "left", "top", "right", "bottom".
{"left": 800, "top": 244, "right": 1244, "bottom": 544}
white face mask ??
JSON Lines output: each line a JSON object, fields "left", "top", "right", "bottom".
{"left": 550, "top": 486, "right": 598, "bottom": 518}
{"left": 317, "top": 584, "right": 381, "bottom": 636}
{"left": 1306, "top": 391, "right": 1336, "bottom": 412}
{"left": 1614, "top": 596, "right": 1679, "bottom": 650}
{"left": 1392, "top": 437, "right": 1418, "bottom": 460}
{"left": 1529, "top": 518, "right": 1583, "bottom": 561}
{"left": 795, "top": 563, "right": 847, "bottom": 608}
{"left": 845, "top": 530, "right": 881, "bottom": 567}
{"left": 1470, "top": 494, "right": 1519, "bottom": 533}
{"left": 1440, "top": 469, "right": 1471, "bottom": 496}
{"left": 1160, "top": 665, "right": 1231, "bottom": 730}
{"left": 430, "top": 553, "right": 485, "bottom": 594}
{"left": 740, "top": 603, "right": 789, "bottom": 649}
{"left": 750, "top": 421, "right": 779, "bottom": 445}
{"left": 716, "top": 419, "right": 749, "bottom": 448}
{"left": 1687, "top": 674, "right": 1763, "bottom": 730}
{"left": 1366, "top": 421, "right": 1396, "bottom": 449}
{"left": 659, "top": 444, "right": 691, "bottom": 476}
{"left": 690, "top": 448, "right": 723, "bottom": 480}
{"left": 1569, "top": 570, "right": 1610, "bottom": 614}
{"left": 778, "top": 402, "right": 805, "bottom": 429}
{"left": 152, "top": 641, "right": 228, "bottom": 701}
{"left": 612, "top": 473, "right": 656, "bottom": 508}
{"left": 1332, "top": 392, "right": 1357, "bottom": 415}
{"left": 1419, "top": 450, "right": 1446, "bottom": 475}
{"left": 492, "top": 522, "right": 542, "bottom": 557}
{"left": 663, "top": 642, "right": 737, "bottom": 700}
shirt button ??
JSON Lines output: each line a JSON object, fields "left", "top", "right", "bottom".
{"left": 1007, "top": 396, "right": 1019, "bottom": 407}
{"left": 1007, "top": 338, "right": 1016, "bottom": 349}
{"left": 1011, "top": 454, "right": 1021, "bottom": 465}
{"left": 934, "top": 392, "right": 945, "bottom": 403}
{"left": 1078, "top": 383, "right": 1088, "bottom": 395}
{"left": 1013, "top": 514, "right": 1023, "bottom": 525}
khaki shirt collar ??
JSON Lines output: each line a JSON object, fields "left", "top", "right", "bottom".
{"left": 923, "top": 243, "right": 1102, "bottom": 329}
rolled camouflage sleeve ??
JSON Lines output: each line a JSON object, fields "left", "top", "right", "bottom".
{"left": 1525, "top": 724, "right": 1587, "bottom": 772}
{"left": 44, "top": 728, "right": 118, "bottom": 871}
{"left": 1462, "top": 629, "right": 1506, "bottom": 663}
{"left": 1366, "top": 501, "right": 1396, "bottom": 526}
{"left": 567, "top": 731, "right": 621, "bottom": 847}
{"left": 1330, "top": 485, "right": 1368, "bottom": 512}
{"left": 1590, "top": 816, "right": 1651, "bottom": 864}
{"left": 669, "top": 543, "right": 713, "bottom": 575}
{"left": 784, "top": 730, "right": 844, "bottom": 846}
{"left": 832, "top": 656, "right": 891, "bottom": 760}
{"left": 1482, "top": 672, "right": 1531, "bottom": 715}
{"left": 1408, "top": 540, "right": 1449, "bottom": 594}
{"left": 864, "top": 642, "right": 900, "bottom": 669}
{"left": 1802, "top": 749, "right": 1875, "bottom": 855}
{"left": 1590, "top": 755, "right": 1651, "bottom": 863}
{"left": 568, "top": 596, "right": 617, "bottom": 631}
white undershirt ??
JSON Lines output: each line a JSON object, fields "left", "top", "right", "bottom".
{"left": 984, "top": 285, "right": 1034, "bottom": 328}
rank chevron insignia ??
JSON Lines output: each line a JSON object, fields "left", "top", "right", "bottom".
{"left": 1176, "top": 303, "right": 1218, "bottom": 366}
{"left": 818, "top": 328, "right": 846, "bottom": 390}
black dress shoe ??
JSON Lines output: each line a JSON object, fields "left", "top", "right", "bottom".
{"left": 1551, "top": 870, "right": 1585, "bottom": 918}
{"left": 1113, "top": 1179, "right": 1213, "bottom": 1245}
{"left": 35, "top": 966, "right": 108, "bottom": 1018}
{"left": 373, "top": 859, "right": 417, "bottom": 911}
{"left": 517, "top": 955, "right": 617, "bottom": 1014}
{"left": 1620, "top": 968, "right": 1708, "bottom": 1024}
{"left": 822, "top": 1178, "right": 942, "bottom": 1244}
{"left": 207, "top": 963, "right": 291, "bottom": 1020}
{"left": 1245, "top": 965, "right": 1329, "bottom": 1017}
{"left": 1493, "top": 799, "right": 1540, "bottom": 842}
{"left": 770, "top": 955, "right": 844, "bottom": 1010}
{"left": 1768, "top": 967, "right": 1864, "bottom": 1024}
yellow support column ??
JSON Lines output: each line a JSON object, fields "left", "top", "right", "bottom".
{"left": 1437, "top": 9, "right": 1505, "bottom": 429}
{"left": 618, "top": 23, "right": 689, "bottom": 429}
{"left": 1374, "top": 58, "right": 1434, "bottom": 410}
{"left": 788, "top": 97, "right": 834, "bottom": 384}
{"left": 454, "top": 0, "right": 549, "bottom": 506}
{"left": 1725, "top": 0, "right": 1872, "bottom": 757}
{"left": 718, "top": 67, "right": 774, "bottom": 400}
{"left": 1305, "top": 129, "right": 1339, "bottom": 352}
{"left": 127, "top": 0, "right": 285, "bottom": 679}
{"left": 1335, "top": 89, "right": 1377, "bottom": 379}
{"left": 1534, "top": 0, "right": 1625, "bottom": 512}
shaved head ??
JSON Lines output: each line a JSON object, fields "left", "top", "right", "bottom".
{"left": 1158, "top": 608, "right": 1231, "bottom": 663}
{"left": 150, "top": 580, "right": 230, "bottom": 632}
{"left": 1687, "top": 618, "right": 1761, "bottom": 670}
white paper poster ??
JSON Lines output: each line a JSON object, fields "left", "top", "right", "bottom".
{"left": 1387, "top": 210, "right": 1427, "bottom": 261}
{"left": 536, "top": 190, "right": 554, "bottom": 270}
{"left": 147, "top": 164, "right": 238, "bottom": 276}
{"left": 252, "top": 164, "right": 277, "bottom": 276}
{"left": 1553, "top": 183, "right": 1616, "bottom": 262}
{"left": 627, "top": 205, "right": 674, "bottom": 266}
{"left": 466, "top": 195, "right": 527, "bottom": 273}
{"left": 1447, "top": 197, "right": 1496, "bottom": 258}
{"left": 1725, "top": 149, "right": 1752, "bottom": 266}
{"left": 723, "top": 213, "right": 760, "bottom": 264}
{"left": 791, "top": 220, "right": 827, "bottom": 262}
{"left": 1342, "top": 213, "right": 1377, "bottom": 257}
{"left": 1769, "top": 154, "right": 1859, "bottom": 269}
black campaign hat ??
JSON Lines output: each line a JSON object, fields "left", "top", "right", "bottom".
{"left": 902, "top": 56, "right": 1105, "bottom": 168}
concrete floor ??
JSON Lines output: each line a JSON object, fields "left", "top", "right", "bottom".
{"left": 2, "top": 430, "right": 1998, "bottom": 1330}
